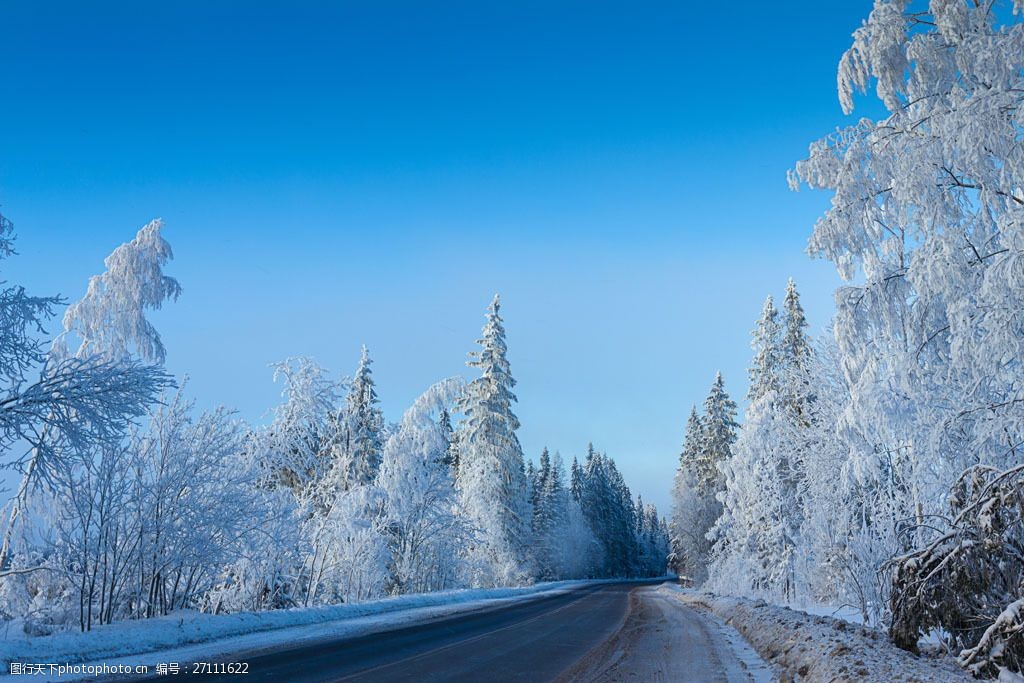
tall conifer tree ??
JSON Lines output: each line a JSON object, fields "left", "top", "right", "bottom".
{"left": 455, "top": 295, "right": 531, "bottom": 585}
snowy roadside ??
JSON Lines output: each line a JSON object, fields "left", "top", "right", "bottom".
{"left": 561, "top": 583, "right": 775, "bottom": 682}
{"left": 665, "top": 586, "right": 971, "bottom": 682}
{"left": 0, "top": 579, "right": 627, "bottom": 681}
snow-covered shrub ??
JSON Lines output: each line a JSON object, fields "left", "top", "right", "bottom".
{"left": 889, "top": 465, "right": 1024, "bottom": 677}
{"left": 203, "top": 492, "right": 302, "bottom": 615}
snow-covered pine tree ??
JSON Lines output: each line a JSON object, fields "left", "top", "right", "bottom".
{"left": 669, "top": 406, "right": 703, "bottom": 578}
{"left": 530, "top": 448, "right": 551, "bottom": 536}
{"left": 579, "top": 449, "right": 639, "bottom": 577}
{"left": 437, "top": 408, "right": 456, "bottom": 469}
{"left": 455, "top": 295, "right": 532, "bottom": 586}
{"left": 708, "top": 296, "right": 798, "bottom": 600}
{"left": 342, "top": 345, "right": 384, "bottom": 488}
{"left": 531, "top": 448, "right": 568, "bottom": 580}
{"left": 781, "top": 279, "right": 811, "bottom": 380}
{"left": 538, "top": 447, "right": 551, "bottom": 489}
{"left": 570, "top": 456, "right": 583, "bottom": 502}
{"left": 774, "top": 279, "right": 814, "bottom": 555}
{"left": 747, "top": 296, "right": 781, "bottom": 403}
{"left": 526, "top": 459, "right": 538, "bottom": 513}
{"left": 682, "top": 407, "right": 701, "bottom": 457}
{"left": 671, "top": 374, "right": 738, "bottom": 584}
{"left": 699, "top": 373, "right": 739, "bottom": 497}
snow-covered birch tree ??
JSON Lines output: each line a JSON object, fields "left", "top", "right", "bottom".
{"left": 378, "top": 377, "right": 470, "bottom": 594}
{"left": 0, "top": 218, "right": 178, "bottom": 572}
{"left": 789, "top": 0, "right": 1024, "bottom": 670}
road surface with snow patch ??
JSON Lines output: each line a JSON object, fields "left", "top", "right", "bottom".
{"left": 124, "top": 580, "right": 769, "bottom": 682}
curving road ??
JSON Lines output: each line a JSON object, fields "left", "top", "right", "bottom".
{"left": 155, "top": 581, "right": 765, "bottom": 682}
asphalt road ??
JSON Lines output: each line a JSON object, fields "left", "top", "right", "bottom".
{"left": 142, "top": 580, "right": 762, "bottom": 682}
{"left": 175, "top": 582, "right": 636, "bottom": 682}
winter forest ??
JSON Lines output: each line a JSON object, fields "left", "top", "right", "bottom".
{"left": 0, "top": 215, "right": 670, "bottom": 636}
{"left": 669, "top": 0, "right": 1024, "bottom": 678}
{"left": 1, "top": 0, "right": 1024, "bottom": 679}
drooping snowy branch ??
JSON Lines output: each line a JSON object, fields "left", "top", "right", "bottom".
{"left": 52, "top": 218, "right": 181, "bottom": 363}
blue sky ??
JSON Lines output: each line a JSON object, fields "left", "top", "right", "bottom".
{"left": 0, "top": 1, "right": 880, "bottom": 512}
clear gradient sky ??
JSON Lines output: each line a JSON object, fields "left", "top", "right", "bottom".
{"left": 0, "top": 1, "right": 882, "bottom": 513}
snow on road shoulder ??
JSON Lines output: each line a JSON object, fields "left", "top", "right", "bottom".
{"left": 665, "top": 585, "right": 970, "bottom": 682}
{"left": 560, "top": 583, "right": 774, "bottom": 683}
{"left": 0, "top": 579, "right": 621, "bottom": 681}
{"left": 652, "top": 584, "right": 775, "bottom": 682}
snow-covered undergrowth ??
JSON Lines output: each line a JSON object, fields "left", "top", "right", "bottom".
{"left": 668, "top": 587, "right": 970, "bottom": 682}
{"left": 0, "top": 580, "right": 614, "bottom": 673}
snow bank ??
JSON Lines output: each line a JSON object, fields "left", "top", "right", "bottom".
{"left": 666, "top": 586, "right": 970, "bottom": 682}
{"left": 0, "top": 579, "right": 620, "bottom": 678}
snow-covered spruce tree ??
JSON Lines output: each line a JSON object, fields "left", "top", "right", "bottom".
{"left": 530, "top": 448, "right": 555, "bottom": 577}
{"left": 698, "top": 375, "right": 739, "bottom": 496}
{"left": 708, "top": 295, "right": 798, "bottom": 600}
{"left": 709, "top": 281, "right": 821, "bottom": 602}
{"left": 570, "top": 456, "right": 583, "bottom": 502}
{"left": 297, "top": 358, "right": 389, "bottom": 605}
{"left": 0, "top": 218, "right": 177, "bottom": 574}
{"left": 708, "top": 300, "right": 781, "bottom": 584}
{"left": 670, "top": 373, "right": 738, "bottom": 584}
{"left": 455, "top": 295, "right": 532, "bottom": 586}
{"left": 780, "top": 279, "right": 812, "bottom": 397}
{"left": 526, "top": 449, "right": 596, "bottom": 580}
{"left": 378, "top": 377, "right": 470, "bottom": 594}
{"left": 340, "top": 346, "right": 384, "bottom": 488}
{"left": 776, "top": 280, "right": 813, "bottom": 521}
{"left": 253, "top": 357, "right": 389, "bottom": 607}
{"left": 437, "top": 408, "right": 458, "bottom": 471}
{"left": 579, "top": 448, "right": 641, "bottom": 577}
{"left": 789, "top": 0, "right": 1024, "bottom": 670}
{"left": 640, "top": 503, "right": 670, "bottom": 577}
{"left": 783, "top": 334, "right": 895, "bottom": 623}
{"left": 746, "top": 296, "right": 781, "bottom": 403}
{"left": 714, "top": 387, "right": 800, "bottom": 600}
{"left": 526, "top": 460, "right": 538, "bottom": 514}
{"left": 668, "top": 407, "right": 703, "bottom": 578}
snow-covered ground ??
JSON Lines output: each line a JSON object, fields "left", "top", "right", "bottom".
{"left": 667, "top": 587, "right": 971, "bottom": 682}
{"left": 0, "top": 579, "right": 625, "bottom": 681}
{"left": 787, "top": 602, "right": 866, "bottom": 626}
